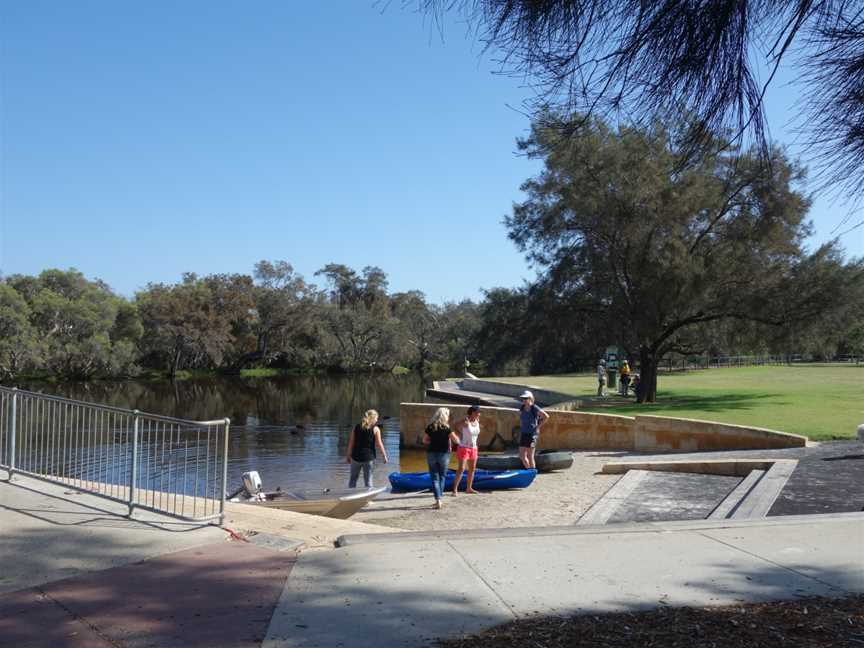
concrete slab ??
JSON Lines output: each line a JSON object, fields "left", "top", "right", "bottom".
{"left": 0, "top": 474, "right": 227, "bottom": 594}
{"left": 700, "top": 520, "right": 864, "bottom": 593}
{"left": 271, "top": 515, "right": 864, "bottom": 647}
{"left": 263, "top": 542, "right": 514, "bottom": 648}
{"left": 449, "top": 530, "right": 842, "bottom": 617}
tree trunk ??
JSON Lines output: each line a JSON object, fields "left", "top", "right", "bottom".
{"left": 170, "top": 347, "right": 182, "bottom": 379}
{"left": 225, "top": 349, "right": 265, "bottom": 374}
{"left": 637, "top": 345, "right": 658, "bottom": 403}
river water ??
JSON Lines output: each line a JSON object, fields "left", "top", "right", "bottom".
{"left": 16, "top": 374, "right": 438, "bottom": 493}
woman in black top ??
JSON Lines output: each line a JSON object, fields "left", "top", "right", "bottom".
{"left": 346, "top": 409, "right": 388, "bottom": 488}
{"left": 423, "top": 407, "right": 459, "bottom": 509}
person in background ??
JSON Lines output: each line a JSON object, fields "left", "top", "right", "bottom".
{"left": 631, "top": 374, "right": 642, "bottom": 400}
{"left": 452, "top": 405, "right": 482, "bottom": 496}
{"left": 597, "top": 359, "right": 608, "bottom": 397}
{"left": 346, "top": 409, "right": 388, "bottom": 488}
{"left": 518, "top": 390, "right": 549, "bottom": 469}
{"left": 619, "top": 359, "right": 631, "bottom": 396}
{"left": 423, "top": 407, "right": 459, "bottom": 509}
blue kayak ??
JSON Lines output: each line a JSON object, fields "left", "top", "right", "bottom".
{"left": 388, "top": 469, "right": 538, "bottom": 493}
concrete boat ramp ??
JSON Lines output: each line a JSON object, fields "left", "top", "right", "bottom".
{"left": 426, "top": 377, "right": 581, "bottom": 409}
{"left": 426, "top": 380, "right": 523, "bottom": 408}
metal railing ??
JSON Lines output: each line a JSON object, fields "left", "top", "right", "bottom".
{"left": 0, "top": 387, "right": 230, "bottom": 524}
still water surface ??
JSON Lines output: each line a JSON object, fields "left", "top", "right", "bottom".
{"left": 20, "top": 375, "right": 439, "bottom": 492}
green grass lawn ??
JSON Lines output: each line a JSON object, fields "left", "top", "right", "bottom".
{"left": 497, "top": 364, "right": 863, "bottom": 441}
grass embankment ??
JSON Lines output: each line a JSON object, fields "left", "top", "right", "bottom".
{"left": 498, "top": 364, "right": 863, "bottom": 441}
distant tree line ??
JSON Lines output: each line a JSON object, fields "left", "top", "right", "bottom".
{"left": 0, "top": 263, "right": 484, "bottom": 380}
{"left": 1, "top": 118, "right": 862, "bottom": 390}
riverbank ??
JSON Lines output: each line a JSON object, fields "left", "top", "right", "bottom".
{"left": 352, "top": 451, "right": 623, "bottom": 531}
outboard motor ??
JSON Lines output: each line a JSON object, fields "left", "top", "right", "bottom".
{"left": 242, "top": 471, "right": 263, "bottom": 497}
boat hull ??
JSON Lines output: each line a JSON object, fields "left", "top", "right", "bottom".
{"left": 476, "top": 450, "right": 574, "bottom": 472}
{"left": 388, "top": 469, "right": 537, "bottom": 493}
{"left": 235, "top": 486, "right": 386, "bottom": 519}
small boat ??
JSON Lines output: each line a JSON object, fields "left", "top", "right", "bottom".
{"left": 476, "top": 450, "right": 574, "bottom": 472}
{"left": 388, "top": 468, "right": 537, "bottom": 493}
{"left": 229, "top": 471, "right": 385, "bottom": 519}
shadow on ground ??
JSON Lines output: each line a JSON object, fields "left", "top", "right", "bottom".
{"left": 0, "top": 542, "right": 294, "bottom": 648}
{"left": 583, "top": 392, "right": 786, "bottom": 416}
{"left": 263, "top": 516, "right": 864, "bottom": 648}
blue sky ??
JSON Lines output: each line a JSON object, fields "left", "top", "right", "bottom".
{"left": 1, "top": 2, "right": 861, "bottom": 303}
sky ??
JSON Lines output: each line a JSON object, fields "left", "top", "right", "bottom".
{"left": 1, "top": 2, "right": 861, "bottom": 304}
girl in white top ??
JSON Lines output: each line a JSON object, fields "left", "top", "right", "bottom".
{"left": 452, "top": 405, "right": 481, "bottom": 495}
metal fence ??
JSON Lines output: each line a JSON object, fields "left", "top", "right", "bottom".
{"left": 0, "top": 387, "right": 230, "bottom": 524}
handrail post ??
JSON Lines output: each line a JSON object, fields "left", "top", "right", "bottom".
{"left": 8, "top": 388, "right": 17, "bottom": 481}
{"left": 219, "top": 417, "right": 230, "bottom": 524}
{"left": 128, "top": 410, "right": 140, "bottom": 517}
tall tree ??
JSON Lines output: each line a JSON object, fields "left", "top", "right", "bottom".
{"left": 136, "top": 274, "right": 241, "bottom": 377}
{"left": 315, "top": 264, "right": 360, "bottom": 310}
{"left": 422, "top": 0, "right": 864, "bottom": 200}
{"left": 5, "top": 269, "right": 140, "bottom": 379}
{"left": 315, "top": 264, "right": 399, "bottom": 371}
{"left": 507, "top": 114, "right": 862, "bottom": 401}
{"left": 0, "top": 284, "right": 41, "bottom": 379}
{"left": 226, "top": 261, "right": 318, "bottom": 371}
{"left": 390, "top": 291, "right": 440, "bottom": 371}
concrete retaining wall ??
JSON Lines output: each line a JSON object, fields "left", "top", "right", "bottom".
{"left": 633, "top": 415, "right": 807, "bottom": 451}
{"left": 399, "top": 403, "right": 806, "bottom": 452}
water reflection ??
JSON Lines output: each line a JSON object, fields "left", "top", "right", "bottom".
{"left": 14, "top": 374, "right": 435, "bottom": 491}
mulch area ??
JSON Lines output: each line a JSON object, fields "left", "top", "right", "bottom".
{"left": 437, "top": 595, "right": 864, "bottom": 648}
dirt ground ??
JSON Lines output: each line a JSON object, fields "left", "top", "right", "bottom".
{"left": 437, "top": 595, "right": 864, "bottom": 648}
{"left": 351, "top": 451, "right": 623, "bottom": 531}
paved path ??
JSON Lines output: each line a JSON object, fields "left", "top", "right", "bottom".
{"left": 265, "top": 513, "right": 864, "bottom": 647}
{"left": 0, "top": 473, "right": 228, "bottom": 594}
{"left": 1, "top": 543, "right": 295, "bottom": 648}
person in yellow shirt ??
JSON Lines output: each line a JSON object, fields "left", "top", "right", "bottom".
{"left": 619, "top": 360, "right": 632, "bottom": 396}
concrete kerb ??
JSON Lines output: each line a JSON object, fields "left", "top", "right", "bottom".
{"left": 576, "top": 469, "right": 650, "bottom": 525}
{"left": 729, "top": 460, "right": 798, "bottom": 519}
{"left": 708, "top": 469, "right": 766, "bottom": 519}
{"left": 335, "top": 510, "right": 864, "bottom": 547}
{"left": 601, "top": 458, "right": 779, "bottom": 476}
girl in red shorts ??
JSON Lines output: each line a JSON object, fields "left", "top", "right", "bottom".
{"left": 452, "top": 405, "right": 481, "bottom": 495}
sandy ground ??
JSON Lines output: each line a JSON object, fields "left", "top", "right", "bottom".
{"left": 351, "top": 451, "right": 625, "bottom": 531}
{"left": 222, "top": 500, "right": 400, "bottom": 550}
